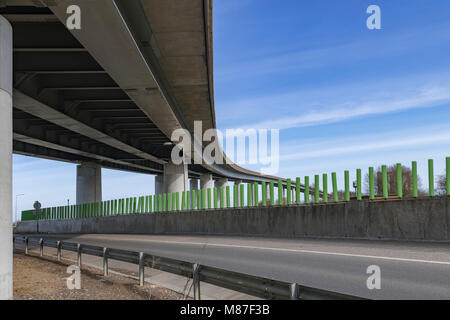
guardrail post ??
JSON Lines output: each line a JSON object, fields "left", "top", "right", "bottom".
{"left": 77, "top": 243, "right": 82, "bottom": 267}
{"left": 193, "top": 263, "right": 201, "bottom": 300}
{"left": 25, "top": 237, "right": 28, "bottom": 255}
{"left": 103, "top": 247, "right": 109, "bottom": 276}
{"left": 39, "top": 238, "right": 43, "bottom": 257}
{"left": 57, "top": 241, "right": 61, "bottom": 261}
{"left": 290, "top": 283, "right": 299, "bottom": 300}
{"left": 139, "top": 252, "right": 145, "bottom": 286}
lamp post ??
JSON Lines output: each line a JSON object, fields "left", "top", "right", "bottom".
{"left": 15, "top": 193, "right": 25, "bottom": 223}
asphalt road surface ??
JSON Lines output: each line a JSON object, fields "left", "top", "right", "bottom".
{"left": 26, "top": 234, "right": 450, "bottom": 299}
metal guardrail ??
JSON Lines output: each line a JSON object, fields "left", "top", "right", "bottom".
{"left": 13, "top": 235, "right": 365, "bottom": 300}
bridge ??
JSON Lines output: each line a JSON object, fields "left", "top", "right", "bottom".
{"left": 2, "top": 1, "right": 450, "bottom": 300}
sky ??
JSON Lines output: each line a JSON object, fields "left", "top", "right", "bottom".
{"left": 12, "top": 0, "right": 450, "bottom": 218}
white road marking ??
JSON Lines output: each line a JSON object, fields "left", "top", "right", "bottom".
{"left": 125, "top": 238, "right": 450, "bottom": 266}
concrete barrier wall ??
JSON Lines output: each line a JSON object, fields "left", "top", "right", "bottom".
{"left": 14, "top": 197, "right": 450, "bottom": 241}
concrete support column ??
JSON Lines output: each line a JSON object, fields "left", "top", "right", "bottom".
{"left": 163, "top": 162, "right": 188, "bottom": 194}
{"left": 155, "top": 174, "right": 164, "bottom": 194}
{"left": 190, "top": 178, "right": 199, "bottom": 191}
{"left": 215, "top": 178, "right": 228, "bottom": 189}
{"left": 235, "top": 180, "right": 242, "bottom": 205}
{"left": 200, "top": 174, "right": 213, "bottom": 190}
{"left": 0, "top": 15, "right": 12, "bottom": 300}
{"left": 76, "top": 162, "right": 102, "bottom": 204}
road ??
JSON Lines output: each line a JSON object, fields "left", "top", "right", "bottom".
{"left": 26, "top": 234, "right": 450, "bottom": 299}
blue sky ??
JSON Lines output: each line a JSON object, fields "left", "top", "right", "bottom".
{"left": 13, "top": 0, "right": 450, "bottom": 217}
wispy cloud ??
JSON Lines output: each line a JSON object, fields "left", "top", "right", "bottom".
{"left": 243, "top": 84, "right": 450, "bottom": 130}
{"left": 216, "top": 21, "right": 450, "bottom": 83}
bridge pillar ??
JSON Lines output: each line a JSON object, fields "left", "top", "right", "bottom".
{"left": 200, "top": 174, "right": 213, "bottom": 190}
{"left": 76, "top": 162, "right": 102, "bottom": 204}
{"left": 235, "top": 180, "right": 242, "bottom": 206}
{"left": 190, "top": 178, "right": 199, "bottom": 190}
{"left": 163, "top": 162, "right": 188, "bottom": 194}
{"left": 0, "top": 15, "right": 12, "bottom": 300}
{"left": 215, "top": 178, "right": 228, "bottom": 189}
{"left": 155, "top": 174, "right": 164, "bottom": 194}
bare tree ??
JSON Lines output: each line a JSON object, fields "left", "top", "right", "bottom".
{"left": 436, "top": 173, "right": 448, "bottom": 195}
{"left": 364, "top": 165, "right": 426, "bottom": 197}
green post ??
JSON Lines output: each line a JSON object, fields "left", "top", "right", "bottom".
{"left": 314, "top": 175, "right": 320, "bottom": 204}
{"left": 428, "top": 159, "right": 434, "bottom": 196}
{"left": 213, "top": 188, "right": 218, "bottom": 209}
{"left": 286, "top": 179, "right": 291, "bottom": 205}
{"left": 369, "top": 167, "right": 374, "bottom": 200}
{"left": 247, "top": 183, "right": 252, "bottom": 207}
{"left": 396, "top": 163, "right": 403, "bottom": 199}
{"left": 296, "top": 178, "right": 300, "bottom": 204}
{"left": 233, "top": 185, "right": 238, "bottom": 207}
{"left": 356, "top": 169, "right": 362, "bottom": 201}
{"left": 382, "top": 165, "right": 388, "bottom": 199}
{"left": 262, "top": 182, "right": 267, "bottom": 206}
{"left": 186, "top": 191, "right": 190, "bottom": 210}
{"left": 149, "top": 196, "right": 152, "bottom": 213}
{"left": 304, "top": 176, "right": 309, "bottom": 204}
{"left": 202, "top": 189, "right": 206, "bottom": 210}
{"left": 323, "top": 174, "right": 328, "bottom": 203}
{"left": 192, "top": 190, "right": 196, "bottom": 210}
{"left": 270, "top": 181, "right": 274, "bottom": 205}
{"left": 198, "top": 190, "right": 202, "bottom": 210}
{"left": 226, "top": 186, "right": 231, "bottom": 208}
{"left": 278, "top": 179, "right": 283, "bottom": 205}
{"left": 207, "top": 188, "right": 212, "bottom": 209}
{"left": 447, "top": 157, "right": 450, "bottom": 196}
{"left": 181, "top": 192, "right": 185, "bottom": 210}
{"left": 412, "top": 161, "right": 418, "bottom": 198}
{"left": 253, "top": 183, "right": 258, "bottom": 207}
{"left": 332, "top": 172, "right": 338, "bottom": 202}
{"left": 345, "top": 171, "right": 350, "bottom": 201}
{"left": 240, "top": 184, "right": 245, "bottom": 207}
{"left": 220, "top": 187, "right": 225, "bottom": 209}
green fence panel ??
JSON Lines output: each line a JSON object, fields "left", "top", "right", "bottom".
{"left": 382, "top": 165, "right": 388, "bottom": 199}
{"left": 278, "top": 180, "right": 283, "bottom": 205}
{"left": 247, "top": 183, "right": 252, "bottom": 207}
{"left": 240, "top": 184, "right": 245, "bottom": 207}
{"left": 356, "top": 169, "right": 362, "bottom": 201}
{"left": 412, "top": 161, "right": 418, "bottom": 198}
{"left": 220, "top": 187, "right": 225, "bottom": 209}
{"left": 270, "top": 181, "right": 274, "bottom": 206}
{"left": 314, "top": 175, "right": 320, "bottom": 204}
{"left": 447, "top": 157, "right": 450, "bottom": 196}
{"left": 262, "top": 182, "right": 267, "bottom": 206}
{"left": 304, "top": 177, "right": 309, "bottom": 204}
{"left": 428, "top": 159, "right": 434, "bottom": 196}
{"left": 369, "top": 167, "right": 374, "bottom": 200}
{"left": 345, "top": 171, "right": 350, "bottom": 201}
{"left": 212, "top": 188, "right": 217, "bottom": 209}
{"left": 253, "top": 183, "right": 258, "bottom": 207}
{"left": 226, "top": 186, "right": 231, "bottom": 208}
{"left": 233, "top": 185, "right": 238, "bottom": 208}
{"left": 296, "top": 178, "right": 301, "bottom": 204}
{"left": 396, "top": 163, "right": 403, "bottom": 198}
{"left": 323, "top": 174, "right": 328, "bottom": 203}
{"left": 332, "top": 172, "right": 338, "bottom": 202}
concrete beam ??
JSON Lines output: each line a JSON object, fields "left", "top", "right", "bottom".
{"left": 0, "top": 14, "right": 12, "bottom": 300}
{"left": 13, "top": 90, "right": 165, "bottom": 165}
{"left": 163, "top": 162, "right": 188, "bottom": 194}
{"left": 76, "top": 162, "right": 102, "bottom": 204}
